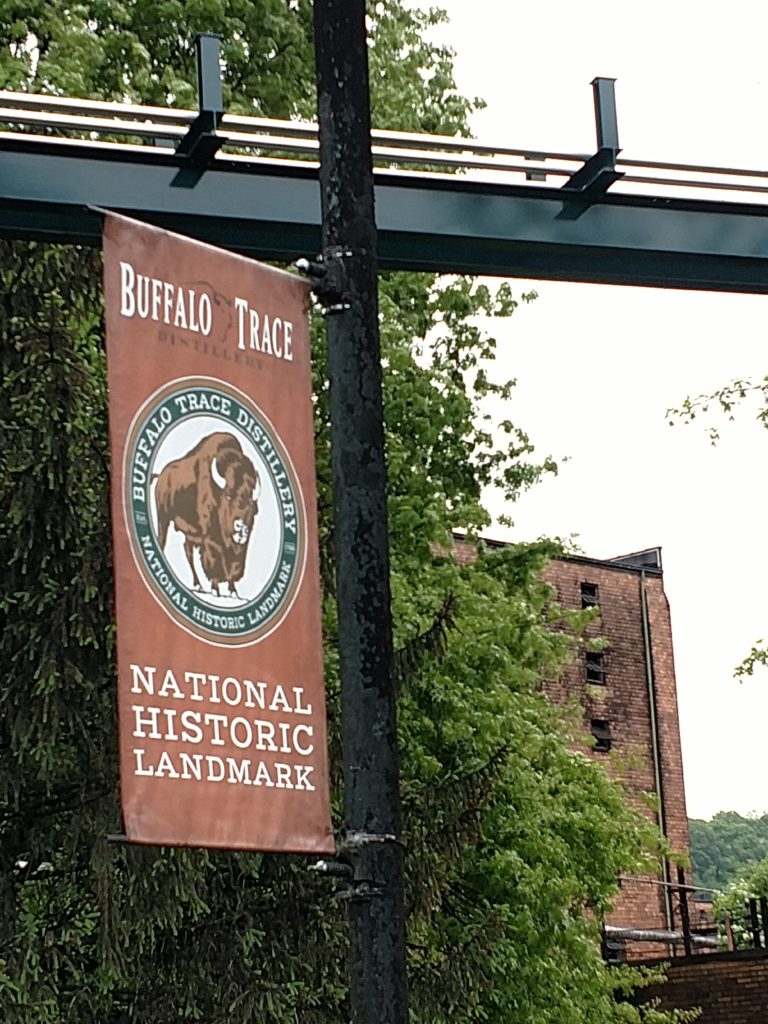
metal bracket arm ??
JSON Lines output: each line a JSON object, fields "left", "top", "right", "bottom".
{"left": 563, "top": 148, "right": 623, "bottom": 195}
{"left": 338, "top": 830, "right": 401, "bottom": 851}
{"left": 307, "top": 858, "right": 354, "bottom": 879}
{"left": 296, "top": 246, "right": 353, "bottom": 314}
{"left": 331, "top": 830, "right": 403, "bottom": 902}
{"left": 306, "top": 832, "right": 402, "bottom": 901}
{"left": 176, "top": 111, "right": 225, "bottom": 165}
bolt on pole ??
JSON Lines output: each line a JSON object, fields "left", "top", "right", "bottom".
{"left": 312, "top": 2, "right": 409, "bottom": 1022}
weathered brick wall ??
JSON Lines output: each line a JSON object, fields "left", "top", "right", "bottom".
{"left": 452, "top": 540, "right": 692, "bottom": 959}
{"left": 635, "top": 951, "right": 768, "bottom": 1022}
{"left": 644, "top": 574, "right": 690, "bottom": 860}
{"left": 543, "top": 557, "right": 691, "bottom": 948}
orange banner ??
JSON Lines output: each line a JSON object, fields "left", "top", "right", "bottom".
{"left": 103, "top": 213, "right": 333, "bottom": 852}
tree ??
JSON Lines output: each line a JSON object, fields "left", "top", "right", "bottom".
{"left": 667, "top": 377, "right": 768, "bottom": 679}
{"left": 667, "top": 377, "right": 768, "bottom": 448}
{"left": 713, "top": 856, "right": 768, "bottom": 949}
{"left": 0, "top": 3, "right": 694, "bottom": 1022}
{"left": 690, "top": 812, "right": 768, "bottom": 892}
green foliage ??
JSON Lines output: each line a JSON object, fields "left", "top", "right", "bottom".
{"left": 0, "top": 3, "right": 689, "bottom": 1022}
{"left": 0, "top": 0, "right": 316, "bottom": 117}
{"left": 733, "top": 640, "right": 768, "bottom": 680}
{"left": 713, "top": 856, "right": 768, "bottom": 949}
{"left": 667, "top": 378, "right": 768, "bottom": 680}
{"left": 0, "top": 0, "right": 479, "bottom": 131}
{"left": 666, "top": 376, "right": 768, "bottom": 447}
{"left": 367, "top": 3, "right": 482, "bottom": 136}
{"left": 690, "top": 812, "right": 768, "bottom": 892}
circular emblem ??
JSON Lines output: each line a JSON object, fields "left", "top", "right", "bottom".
{"left": 123, "top": 377, "right": 306, "bottom": 646}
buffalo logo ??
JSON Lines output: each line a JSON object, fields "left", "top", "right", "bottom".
{"left": 154, "top": 432, "right": 261, "bottom": 598}
{"left": 123, "top": 378, "right": 305, "bottom": 646}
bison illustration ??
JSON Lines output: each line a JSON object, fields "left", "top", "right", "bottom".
{"left": 153, "top": 432, "right": 261, "bottom": 597}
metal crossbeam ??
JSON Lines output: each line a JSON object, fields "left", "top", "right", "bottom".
{"left": 3, "top": 89, "right": 768, "bottom": 290}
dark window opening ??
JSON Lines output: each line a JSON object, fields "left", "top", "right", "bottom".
{"left": 591, "top": 719, "right": 612, "bottom": 753}
{"left": 585, "top": 651, "right": 607, "bottom": 684}
{"left": 581, "top": 581, "right": 599, "bottom": 608}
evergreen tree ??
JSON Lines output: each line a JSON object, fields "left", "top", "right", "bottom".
{"left": 0, "top": 3, "right": 696, "bottom": 1021}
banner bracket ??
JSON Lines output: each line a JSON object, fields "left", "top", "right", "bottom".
{"left": 308, "top": 858, "right": 354, "bottom": 879}
{"left": 339, "top": 830, "right": 401, "bottom": 850}
{"left": 297, "top": 247, "right": 355, "bottom": 316}
{"left": 337, "top": 881, "right": 386, "bottom": 902}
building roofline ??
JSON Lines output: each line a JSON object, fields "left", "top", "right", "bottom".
{"left": 451, "top": 533, "right": 664, "bottom": 577}
{"left": 558, "top": 552, "right": 663, "bottom": 577}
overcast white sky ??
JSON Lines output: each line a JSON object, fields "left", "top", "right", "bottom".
{"left": 425, "top": 0, "right": 768, "bottom": 820}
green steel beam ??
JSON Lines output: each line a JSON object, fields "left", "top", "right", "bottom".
{"left": 3, "top": 141, "right": 768, "bottom": 291}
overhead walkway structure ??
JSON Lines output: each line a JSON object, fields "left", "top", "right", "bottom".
{"left": 2, "top": 78, "right": 768, "bottom": 291}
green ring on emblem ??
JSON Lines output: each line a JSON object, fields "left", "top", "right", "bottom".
{"left": 124, "top": 378, "right": 304, "bottom": 646}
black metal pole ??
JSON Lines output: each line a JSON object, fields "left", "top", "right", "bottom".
{"left": 311, "top": 3, "right": 408, "bottom": 1023}
{"left": 677, "top": 866, "right": 693, "bottom": 957}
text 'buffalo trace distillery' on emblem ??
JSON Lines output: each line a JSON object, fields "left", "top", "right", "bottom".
{"left": 123, "top": 377, "right": 306, "bottom": 646}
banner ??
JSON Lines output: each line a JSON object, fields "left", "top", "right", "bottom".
{"left": 103, "top": 213, "right": 334, "bottom": 852}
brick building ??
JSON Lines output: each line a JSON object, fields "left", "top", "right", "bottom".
{"left": 634, "top": 949, "right": 768, "bottom": 1022}
{"left": 544, "top": 546, "right": 691, "bottom": 961}
{"left": 455, "top": 538, "right": 693, "bottom": 961}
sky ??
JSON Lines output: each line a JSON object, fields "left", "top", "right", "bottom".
{"left": 425, "top": 0, "right": 768, "bottom": 820}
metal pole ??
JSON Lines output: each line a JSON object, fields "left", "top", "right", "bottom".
{"left": 591, "top": 77, "right": 620, "bottom": 153}
{"left": 639, "top": 572, "right": 674, "bottom": 939}
{"left": 312, "top": 3, "right": 408, "bottom": 1023}
{"left": 677, "top": 865, "right": 693, "bottom": 957}
{"left": 725, "top": 913, "right": 735, "bottom": 952}
{"left": 603, "top": 925, "right": 718, "bottom": 949}
{"left": 749, "top": 898, "right": 761, "bottom": 948}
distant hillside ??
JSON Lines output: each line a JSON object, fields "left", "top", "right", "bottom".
{"left": 690, "top": 812, "right": 768, "bottom": 892}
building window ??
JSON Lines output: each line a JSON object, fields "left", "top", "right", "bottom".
{"left": 591, "top": 719, "right": 612, "bottom": 753}
{"left": 585, "top": 651, "right": 607, "bottom": 684}
{"left": 581, "top": 581, "right": 599, "bottom": 608}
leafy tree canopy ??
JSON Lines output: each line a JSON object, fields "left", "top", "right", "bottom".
{"left": 690, "top": 812, "right": 768, "bottom": 893}
{"left": 713, "top": 855, "right": 768, "bottom": 949}
{"left": 0, "top": 2, "right": 694, "bottom": 1022}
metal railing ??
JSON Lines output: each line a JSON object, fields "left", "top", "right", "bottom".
{"left": 3, "top": 89, "right": 768, "bottom": 203}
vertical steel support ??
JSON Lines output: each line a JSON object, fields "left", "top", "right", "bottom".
{"left": 677, "top": 866, "right": 693, "bottom": 957}
{"left": 195, "top": 33, "right": 223, "bottom": 119}
{"left": 563, "top": 78, "right": 622, "bottom": 194}
{"left": 312, "top": 3, "right": 408, "bottom": 1023}
{"left": 592, "top": 77, "right": 619, "bottom": 154}
{"left": 176, "top": 34, "right": 224, "bottom": 165}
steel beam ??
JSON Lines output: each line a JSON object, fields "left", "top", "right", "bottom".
{"left": 3, "top": 141, "right": 768, "bottom": 291}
